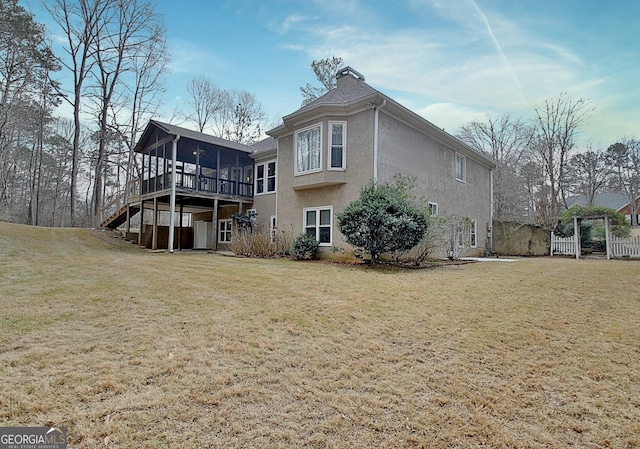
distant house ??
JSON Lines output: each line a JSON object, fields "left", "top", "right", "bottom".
{"left": 566, "top": 192, "right": 640, "bottom": 225}
{"left": 102, "top": 67, "right": 496, "bottom": 257}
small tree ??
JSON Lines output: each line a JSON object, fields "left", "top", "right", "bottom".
{"left": 231, "top": 210, "right": 257, "bottom": 231}
{"left": 336, "top": 180, "right": 428, "bottom": 262}
{"left": 411, "top": 214, "right": 473, "bottom": 262}
{"left": 291, "top": 233, "right": 319, "bottom": 260}
{"left": 411, "top": 214, "right": 449, "bottom": 263}
{"left": 444, "top": 215, "right": 473, "bottom": 260}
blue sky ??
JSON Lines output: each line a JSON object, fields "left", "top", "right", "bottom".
{"left": 29, "top": 0, "right": 639, "bottom": 148}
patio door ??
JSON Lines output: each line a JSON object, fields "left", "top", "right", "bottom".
{"left": 194, "top": 221, "right": 212, "bottom": 249}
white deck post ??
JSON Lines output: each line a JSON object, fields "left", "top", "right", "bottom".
{"left": 152, "top": 197, "right": 158, "bottom": 250}
{"left": 550, "top": 231, "right": 555, "bottom": 256}
{"left": 212, "top": 198, "right": 219, "bottom": 251}
{"left": 138, "top": 201, "right": 143, "bottom": 246}
{"left": 168, "top": 135, "right": 180, "bottom": 253}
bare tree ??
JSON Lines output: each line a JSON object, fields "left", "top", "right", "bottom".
{"left": 565, "top": 147, "right": 612, "bottom": 206}
{"left": 87, "top": 0, "right": 166, "bottom": 223}
{"left": 300, "top": 56, "right": 343, "bottom": 106}
{"left": 457, "top": 114, "right": 533, "bottom": 220}
{"left": 607, "top": 138, "right": 640, "bottom": 226}
{"left": 118, "top": 22, "right": 168, "bottom": 198}
{"left": 531, "top": 93, "right": 592, "bottom": 227}
{"left": 0, "top": 0, "right": 59, "bottom": 222}
{"left": 42, "top": 0, "right": 111, "bottom": 225}
{"left": 46, "top": 118, "right": 75, "bottom": 226}
{"left": 224, "top": 90, "right": 265, "bottom": 145}
{"left": 204, "top": 89, "right": 266, "bottom": 145}
{"left": 185, "top": 75, "right": 225, "bottom": 132}
{"left": 520, "top": 159, "right": 544, "bottom": 223}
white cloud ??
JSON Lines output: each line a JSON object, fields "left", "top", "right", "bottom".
{"left": 416, "top": 102, "right": 488, "bottom": 133}
{"left": 280, "top": 14, "right": 310, "bottom": 34}
{"left": 277, "top": 0, "right": 623, "bottom": 144}
{"left": 247, "top": 0, "right": 636, "bottom": 145}
{"left": 280, "top": 44, "right": 305, "bottom": 52}
{"left": 167, "top": 39, "right": 228, "bottom": 76}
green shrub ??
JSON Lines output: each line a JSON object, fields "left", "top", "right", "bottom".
{"left": 336, "top": 180, "right": 428, "bottom": 262}
{"left": 291, "top": 233, "right": 319, "bottom": 260}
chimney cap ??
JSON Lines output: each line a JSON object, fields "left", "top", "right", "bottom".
{"left": 336, "top": 66, "right": 365, "bottom": 82}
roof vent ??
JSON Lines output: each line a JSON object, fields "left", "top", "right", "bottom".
{"left": 336, "top": 66, "right": 365, "bottom": 82}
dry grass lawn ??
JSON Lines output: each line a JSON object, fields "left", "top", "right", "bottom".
{"left": 0, "top": 221, "right": 639, "bottom": 448}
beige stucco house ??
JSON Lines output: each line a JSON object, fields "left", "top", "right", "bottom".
{"left": 253, "top": 67, "right": 496, "bottom": 256}
{"left": 103, "top": 67, "right": 496, "bottom": 257}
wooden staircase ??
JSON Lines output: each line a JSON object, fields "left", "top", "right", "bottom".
{"left": 100, "top": 181, "right": 141, "bottom": 229}
{"left": 100, "top": 201, "right": 140, "bottom": 229}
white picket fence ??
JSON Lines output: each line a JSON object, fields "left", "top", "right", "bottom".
{"left": 551, "top": 232, "right": 640, "bottom": 259}
{"left": 610, "top": 236, "right": 640, "bottom": 258}
{"left": 550, "top": 233, "right": 578, "bottom": 257}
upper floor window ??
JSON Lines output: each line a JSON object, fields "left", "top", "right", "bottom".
{"left": 428, "top": 202, "right": 438, "bottom": 216}
{"left": 256, "top": 160, "right": 276, "bottom": 194}
{"left": 296, "top": 123, "right": 322, "bottom": 174}
{"left": 304, "top": 206, "right": 333, "bottom": 246}
{"left": 455, "top": 152, "right": 466, "bottom": 182}
{"left": 329, "top": 122, "right": 346, "bottom": 170}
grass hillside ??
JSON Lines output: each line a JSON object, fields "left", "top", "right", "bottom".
{"left": 0, "top": 221, "right": 639, "bottom": 448}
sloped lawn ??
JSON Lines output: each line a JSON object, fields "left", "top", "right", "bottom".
{"left": 1, "top": 222, "right": 639, "bottom": 448}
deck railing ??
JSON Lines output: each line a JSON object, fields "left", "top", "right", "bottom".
{"left": 139, "top": 173, "right": 253, "bottom": 198}
{"left": 99, "top": 179, "right": 142, "bottom": 225}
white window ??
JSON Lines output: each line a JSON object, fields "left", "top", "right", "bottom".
{"left": 303, "top": 206, "right": 332, "bottom": 246}
{"left": 470, "top": 219, "right": 477, "bottom": 248}
{"left": 296, "top": 123, "right": 322, "bottom": 174}
{"left": 255, "top": 160, "right": 276, "bottom": 194}
{"left": 428, "top": 202, "right": 438, "bottom": 216}
{"left": 328, "top": 121, "right": 346, "bottom": 170}
{"left": 219, "top": 219, "right": 232, "bottom": 243}
{"left": 269, "top": 215, "right": 277, "bottom": 243}
{"left": 455, "top": 152, "right": 466, "bottom": 182}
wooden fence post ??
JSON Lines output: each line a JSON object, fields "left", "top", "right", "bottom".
{"left": 574, "top": 216, "right": 580, "bottom": 259}
{"left": 605, "top": 215, "right": 611, "bottom": 259}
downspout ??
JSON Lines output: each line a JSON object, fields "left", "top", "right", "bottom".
{"left": 168, "top": 135, "right": 180, "bottom": 253}
{"left": 274, "top": 138, "right": 278, "bottom": 235}
{"left": 373, "top": 99, "right": 387, "bottom": 183}
{"left": 489, "top": 168, "right": 494, "bottom": 253}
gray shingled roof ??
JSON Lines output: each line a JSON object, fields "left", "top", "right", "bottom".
{"left": 293, "top": 79, "right": 378, "bottom": 113}
{"left": 149, "top": 120, "right": 252, "bottom": 153}
{"left": 566, "top": 192, "right": 630, "bottom": 211}
{"left": 270, "top": 70, "right": 495, "bottom": 168}
{"left": 250, "top": 136, "right": 277, "bottom": 154}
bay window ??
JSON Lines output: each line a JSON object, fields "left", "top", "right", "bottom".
{"left": 329, "top": 122, "right": 346, "bottom": 170}
{"left": 296, "top": 124, "right": 322, "bottom": 174}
